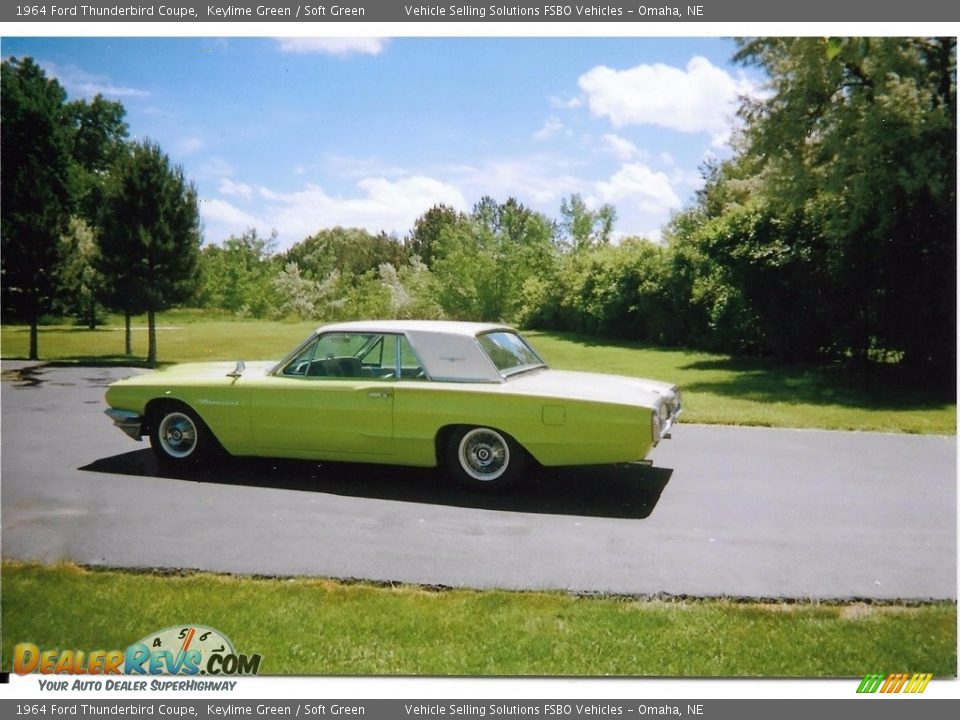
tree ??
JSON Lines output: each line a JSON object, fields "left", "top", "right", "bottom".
{"left": 380, "top": 258, "right": 445, "bottom": 319}
{"left": 57, "top": 218, "right": 105, "bottom": 329}
{"left": 66, "top": 94, "right": 128, "bottom": 223}
{"left": 271, "top": 262, "right": 328, "bottom": 320}
{"left": 1, "top": 57, "right": 76, "bottom": 359}
{"left": 733, "top": 37, "right": 956, "bottom": 373}
{"left": 431, "top": 197, "right": 557, "bottom": 322}
{"left": 559, "top": 193, "right": 616, "bottom": 251}
{"left": 281, "top": 227, "right": 410, "bottom": 281}
{"left": 98, "top": 140, "right": 201, "bottom": 366}
{"left": 58, "top": 95, "right": 129, "bottom": 329}
{"left": 197, "top": 229, "right": 277, "bottom": 317}
{"left": 407, "top": 204, "right": 464, "bottom": 267}
{"left": 660, "top": 38, "right": 956, "bottom": 371}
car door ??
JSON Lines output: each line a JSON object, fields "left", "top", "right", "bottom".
{"left": 250, "top": 332, "right": 396, "bottom": 457}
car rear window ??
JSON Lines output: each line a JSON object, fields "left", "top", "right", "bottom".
{"left": 477, "top": 332, "right": 545, "bottom": 376}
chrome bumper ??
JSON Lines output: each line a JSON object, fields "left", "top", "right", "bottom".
{"left": 652, "top": 388, "right": 683, "bottom": 445}
{"left": 105, "top": 408, "right": 144, "bottom": 441}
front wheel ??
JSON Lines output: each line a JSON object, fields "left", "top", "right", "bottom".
{"left": 149, "top": 405, "right": 213, "bottom": 466}
{"left": 444, "top": 426, "right": 527, "bottom": 490}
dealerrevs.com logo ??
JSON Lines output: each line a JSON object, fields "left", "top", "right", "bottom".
{"left": 15, "top": 624, "right": 262, "bottom": 678}
{"left": 857, "top": 673, "right": 933, "bottom": 694}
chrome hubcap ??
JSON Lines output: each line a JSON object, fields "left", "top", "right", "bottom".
{"left": 459, "top": 428, "right": 509, "bottom": 481}
{"left": 158, "top": 412, "right": 198, "bottom": 458}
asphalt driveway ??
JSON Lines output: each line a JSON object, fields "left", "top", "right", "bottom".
{"left": 1, "top": 362, "right": 955, "bottom": 600}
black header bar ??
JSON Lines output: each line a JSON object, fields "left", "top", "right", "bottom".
{"left": 3, "top": 0, "right": 958, "bottom": 23}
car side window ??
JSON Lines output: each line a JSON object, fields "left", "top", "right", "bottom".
{"left": 281, "top": 332, "right": 426, "bottom": 380}
{"left": 358, "top": 334, "right": 399, "bottom": 379}
{"left": 282, "top": 333, "right": 374, "bottom": 378}
{"left": 399, "top": 335, "right": 427, "bottom": 380}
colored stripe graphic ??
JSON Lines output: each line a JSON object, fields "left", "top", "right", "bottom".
{"left": 857, "top": 672, "right": 932, "bottom": 694}
{"left": 904, "top": 673, "right": 933, "bottom": 693}
{"left": 857, "top": 674, "right": 884, "bottom": 693}
{"left": 881, "top": 673, "right": 908, "bottom": 693}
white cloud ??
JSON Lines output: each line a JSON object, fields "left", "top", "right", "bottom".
{"left": 550, "top": 94, "right": 583, "bottom": 110}
{"left": 275, "top": 38, "right": 387, "bottom": 57}
{"left": 219, "top": 178, "right": 254, "bottom": 200}
{"left": 264, "top": 176, "right": 466, "bottom": 239}
{"left": 38, "top": 61, "right": 149, "bottom": 99}
{"left": 633, "top": 228, "right": 665, "bottom": 244}
{"left": 669, "top": 167, "right": 705, "bottom": 190}
{"left": 201, "top": 198, "right": 261, "bottom": 228}
{"left": 448, "top": 158, "right": 586, "bottom": 207}
{"left": 594, "top": 163, "right": 682, "bottom": 215}
{"left": 202, "top": 175, "right": 467, "bottom": 247}
{"left": 533, "top": 117, "right": 565, "bottom": 141}
{"left": 578, "top": 56, "right": 757, "bottom": 144}
{"left": 602, "top": 134, "right": 640, "bottom": 162}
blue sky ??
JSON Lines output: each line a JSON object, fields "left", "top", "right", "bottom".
{"left": 4, "top": 36, "right": 764, "bottom": 250}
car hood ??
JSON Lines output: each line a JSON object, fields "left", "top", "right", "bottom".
{"left": 501, "top": 369, "right": 676, "bottom": 408}
{"left": 113, "top": 360, "right": 277, "bottom": 385}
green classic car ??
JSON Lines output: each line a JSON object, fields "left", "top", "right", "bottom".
{"left": 105, "top": 321, "right": 681, "bottom": 489}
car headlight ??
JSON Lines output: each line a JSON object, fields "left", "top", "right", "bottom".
{"left": 651, "top": 409, "right": 662, "bottom": 442}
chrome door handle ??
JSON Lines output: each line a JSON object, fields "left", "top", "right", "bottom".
{"left": 367, "top": 391, "right": 391, "bottom": 398}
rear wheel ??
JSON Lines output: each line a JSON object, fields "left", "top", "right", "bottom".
{"left": 444, "top": 426, "right": 526, "bottom": 490}
{"left": 149, "top": 404, "right": 213, "bottom": 466}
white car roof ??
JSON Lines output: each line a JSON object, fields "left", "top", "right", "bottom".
{"left": 316, "top": 320, "right": 512, "bottom": 337}
{"left": 313, "top": 320, "right": 523, "bottom": 383}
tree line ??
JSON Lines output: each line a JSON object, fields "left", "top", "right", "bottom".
{"left": 2, "top": 39, "right": 955, "bottom": 382}
{"left": 2, "top": 57, "right": 200, "bottom": 365}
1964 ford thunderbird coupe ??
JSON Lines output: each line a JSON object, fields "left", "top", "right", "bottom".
{"left": 105, "top": 321, "right": 681, "bottom": 489}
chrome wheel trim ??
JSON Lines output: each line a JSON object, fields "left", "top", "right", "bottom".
{"left": 158, "top": 412, "right": 198, "bottom": 459}
{"left": 458, "top": 427, "right": 510, "bottom": 482}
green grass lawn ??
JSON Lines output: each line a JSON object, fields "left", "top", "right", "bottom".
{"left": 0, "top": 311, "right": 317, "bottom": 367}
{"left": 529, "top": 332, "right": 956, "bottom": 435}
{"left": 1, "top": 311, "right": 954, "bottom": 434}
{"left": 2, "top": 562, "right": 955, "bottom": 677}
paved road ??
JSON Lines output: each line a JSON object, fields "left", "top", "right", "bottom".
{"left": 1, "top": 362, "right": 955, "bottom": 600}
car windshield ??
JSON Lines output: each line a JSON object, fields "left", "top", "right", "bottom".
{"left": 477, "top": 331, "right": 546, "bottom": 377}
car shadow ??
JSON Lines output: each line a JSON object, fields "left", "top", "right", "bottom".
{"left": 79, "top": 450, "right": 673, "bottom": 520}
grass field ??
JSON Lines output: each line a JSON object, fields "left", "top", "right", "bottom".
{"left": 1, "top": 311, "right": 954, "bottom": 434}
{"left": 2, "top": 562, "right": 955, "bottom": 677}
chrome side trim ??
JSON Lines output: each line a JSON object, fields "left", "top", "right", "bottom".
{"left": 105, "top": 408, "right": 144, "bottom": 441}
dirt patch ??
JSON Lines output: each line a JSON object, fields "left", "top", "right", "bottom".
{"left": 841, "top": 603, "right": 875, "bottom": 620}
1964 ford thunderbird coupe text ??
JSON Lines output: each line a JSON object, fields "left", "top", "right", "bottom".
{"left": 105, "top": 321, "right": 681, "bottom": 489}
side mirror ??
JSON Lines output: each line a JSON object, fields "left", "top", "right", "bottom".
{"left": 227, "top": 360, "right": 245, "bottom": 379}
